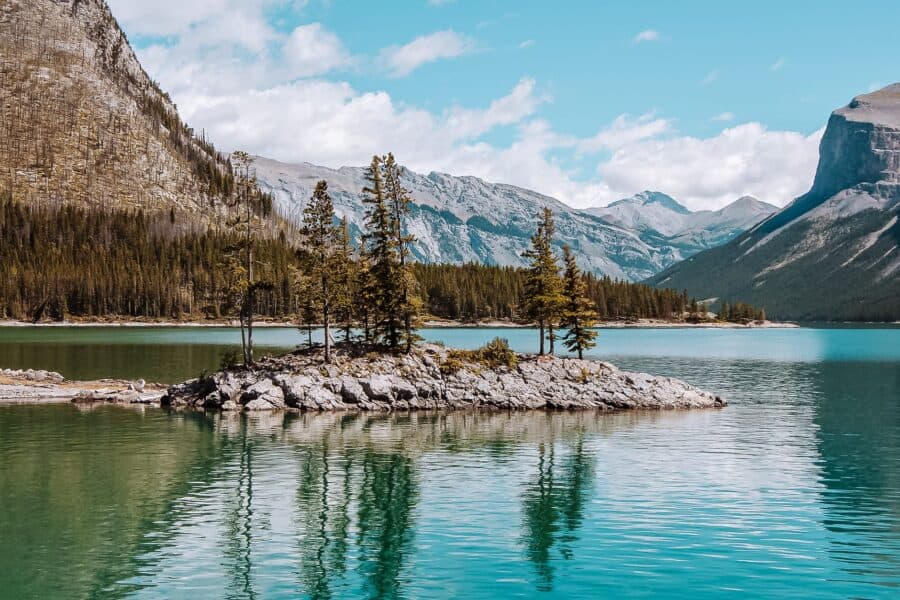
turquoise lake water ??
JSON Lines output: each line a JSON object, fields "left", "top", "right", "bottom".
{"left": 0, "top": 326, "right": 898, "bottom": 598}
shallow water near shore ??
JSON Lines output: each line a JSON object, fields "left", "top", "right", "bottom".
{"left": 1, "top": 327, "right": 899, "bottom": 598}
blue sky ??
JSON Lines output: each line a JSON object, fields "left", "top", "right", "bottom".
{"left": 108, "top": 0, "right": 899, "bottom": 210}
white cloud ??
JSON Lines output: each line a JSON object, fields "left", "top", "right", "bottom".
{"left": 577, "top": 113, "right": 672, "bottom": 154}
{"left": 380, "top": 30, "right": 476, "bottom": 77}
{"left": 700, "top": 69, "right": 719, "bottom": 86}
{"left": 283, "top": 23, "right": 353, "bottom": 78}
{"left": 711, "top": 112, "right": 735, "bottom": 122}
{"left": 597, "top": 124, "right": 824, "bottom": 210}
{"left": 111, "top": 0, "right": 823, "bottom": 213}
{"left": 633, "top": 29, "right": 660, "bottom": 43}
{"left": 770, "top": 57, "right": 786, "bottom": 71}
{"left": 519, "top": 39, "right": 535, "bottom": 49}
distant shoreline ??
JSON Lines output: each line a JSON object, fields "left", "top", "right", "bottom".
{"left": 0, "top": 318, "right": 802, "bottom": 329}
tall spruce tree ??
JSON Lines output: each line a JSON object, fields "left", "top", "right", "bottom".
{"left": 361, "top": 155, "right": 401, "bottom": 348}
{"left": 299, "top": 180, "right": 339, "bottom": 362}
{"left": 354, "top": 243, "right": 375, "bottom": 343}
{"left": 382, "top": 153, "right": 421, "bottom": 352}
{"left": 524, "top": 208, "right": 564, "bottom": 355}
{"left": 560, "top": 244, "right": 598, "bottom": 359}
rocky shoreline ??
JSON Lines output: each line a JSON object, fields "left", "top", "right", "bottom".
{"left": 162, "top": 344, "right": 725, "bottom": 412}
{"left": 0, "top": 368, "right": 165, "bottom": 405}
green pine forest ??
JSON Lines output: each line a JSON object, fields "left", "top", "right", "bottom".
{"left": 0, "top": 182, "right": 760, "bottom": 327}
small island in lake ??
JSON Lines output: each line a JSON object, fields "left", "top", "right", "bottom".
{"left": 162, "top": 341, "right": 726, "bottom": 412}
{"left": 0, "top": 341, "right": 725, "bottom": 413}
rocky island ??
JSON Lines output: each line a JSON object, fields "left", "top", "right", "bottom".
{"left": 161, "top": 343, "right": 725, "bottom": 412}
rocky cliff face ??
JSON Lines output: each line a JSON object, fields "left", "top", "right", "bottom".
{"left": 648, "top": 84, "right": 900, "bottom": 321}
{"left": 255, "top": 159, "right": 774, "bottom": 280}
{"left": 0, "top": 0, "right": 232, "bottom": 213}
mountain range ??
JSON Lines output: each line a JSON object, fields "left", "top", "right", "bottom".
{"left": 648, "top": 84, "right": 900, "bottom": 320}
{"left": 254, "top": 159, "right": 776, "bottom": 281}
{"left": 3, "top": 0, "right": 896, "bottom": 319}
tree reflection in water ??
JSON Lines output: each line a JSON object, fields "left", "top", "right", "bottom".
{"left": 355, "top": 451, "right": 418, "bottom": 600}
{"left": 294, "top": 441, "right": 353, "bottom": 600}
{"left": 224, "top": 421, "right": 257, "bottom": 600}
{"left": 521, "top": 432, "right": 595, "bottom": 592}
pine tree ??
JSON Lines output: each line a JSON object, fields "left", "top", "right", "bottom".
{"left": 361, "top": 155, "right": 401, "bottom": 348}
{"left": 354, "top": 245, "right": 375, "bottom": 343}
{"left": 719, "top": 301, "right": 730, "bottom": 322}
{"left": 524, "top": 208, "right": 564, "bottom": 355}
{"left": 382, "top": 152, "right": 421, "bottom": 352}
{"left": 291, "top": 268, "right": 316, "bottom": 348}
{"left": 224, "top": 151, "right": 273, "bottom": 365}
{"left": 332, "top": 217, "right": 356, "bottom": 343}
{"left": 560, "top": 245, "right": 598, "bottom": 359}
{"left": 299, "top": 180, "right": 339, "bottom": 362}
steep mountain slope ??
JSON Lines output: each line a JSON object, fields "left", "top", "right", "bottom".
{"left": 588, "top": 192, "right": 778, "bottom": 254}
{"left": 0, "top": 0, "right": 232, "bottom": 212}
{"left": 255, "top": 159, "right": 774, "bottom": 281}
{"left": 647, "top": 84, "right": 900, "bottom": 321}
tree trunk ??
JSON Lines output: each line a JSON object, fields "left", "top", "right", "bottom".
{"left": 245, "top": 196, "right": 254, "bottom": 365}
{"left": 323, "top": 305, "right": 331, "bottom": 363}
{"left": 246, "top": 299, "right": 254, "bottom": 364}
{"left": 404, "top": 313, "right": 412, "bottom": 354}
{"left": 538, "top": 317, "right": 545, "bottom": 355}
{"left": 548, "top": 323, "right": 555, "bottom": 355}
{"left": 239, "top": 308, "right": 248, "bottom": 365}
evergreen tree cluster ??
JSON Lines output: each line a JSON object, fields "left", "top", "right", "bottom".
{"left": 718, "top": 301, "right": 766, "bottom": 323}
{"left": 358, "top": 153, "right": 422, "bottom": 351}
{"left": 0, "top": 190, "right": 297, "bottom": 321}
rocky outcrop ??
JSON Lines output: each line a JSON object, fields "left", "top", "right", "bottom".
{"left": 162, "top": 345, "right": 725, "bottom": 412}
{"left": 0, "top": 368, "right": 65, "bottom": 383}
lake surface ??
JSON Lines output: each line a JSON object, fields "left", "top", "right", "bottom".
{"left": 1, "top": 325, "right": 899, "bottom": 383}
{"left": 1, "top": 327, "right": 899, "bottom": 598}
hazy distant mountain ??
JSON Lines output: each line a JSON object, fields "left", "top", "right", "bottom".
{"left": 647, "top": 83, "right": 900, "bottom": 321}
{"left": 587, "top": 192, "right": 778, "bottom": 253}
{"left": 254, "top": 159, "right": 774, "bottom": 281}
